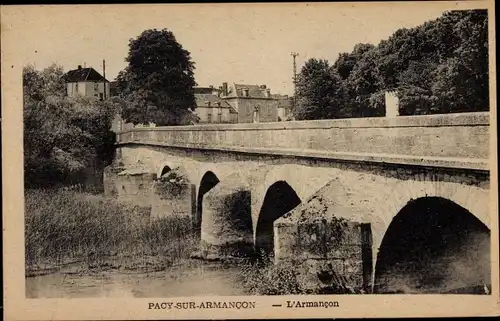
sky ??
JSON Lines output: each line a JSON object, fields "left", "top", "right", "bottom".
{"left": 2, "top": 2, "right": 478, "bottom": 96}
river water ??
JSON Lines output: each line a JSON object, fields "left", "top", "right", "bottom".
{"left": 26, "top": 263, "right": 248, "bottom": 298}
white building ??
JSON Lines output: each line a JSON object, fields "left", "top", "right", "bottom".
{"left": 64, "top": 65, "right": 110, "bottom": 100}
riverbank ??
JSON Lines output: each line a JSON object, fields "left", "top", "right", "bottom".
{"left": 25, "top": 189, "right": 254, "bottom": 297}
{"left": 25, "top": 188, "right": 351, "bottom": 297}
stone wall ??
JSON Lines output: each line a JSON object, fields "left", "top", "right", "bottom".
{"left": 150, "top": 171, "right": 195, "bottom": 219}
{"left": 198, "top": 175, "right": 254, "bottom": 259}
{"left": 104, "top": 164, "right": 195, "bottom": 219}
{"left": 116, "top": 112, "right": 489, "bottom": 170}
{"left": 104, "top": 166, "right": 156, "bottom": 208}
{"left": 274, "top": 193, "right": 373, "bottom": 292}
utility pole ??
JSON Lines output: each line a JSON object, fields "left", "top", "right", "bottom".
{"left": 103, "top": 59, "right": 106, "bottom": 100}
{"left": 291, "top": 52, "right": 299, "bottom": 90}
{"left": 290, "top": 52, "right": 299, "bottom": 112}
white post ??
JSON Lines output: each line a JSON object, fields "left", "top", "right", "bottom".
{"left": 385, "top": 91, "right": 400, "bottom": 117}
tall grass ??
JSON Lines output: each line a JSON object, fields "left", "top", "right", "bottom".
{"left": 25, "top": 189, "right": 197, "bottom": 273}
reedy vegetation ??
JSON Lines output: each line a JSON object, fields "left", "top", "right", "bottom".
{"left": 25, "top": 189, "right": 197, "bottom": 272}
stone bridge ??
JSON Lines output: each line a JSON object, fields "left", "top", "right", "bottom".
{"left": 104, "top": 111, "right": 491, "bottom": 294}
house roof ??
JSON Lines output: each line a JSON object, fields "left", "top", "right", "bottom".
{"left": 194, "top": 87, "right": 220, "bottom": 94}
{"left": 64, "top": 67, "right": 109, "bottom": 83}
{"left": 228, "top": 83, "right": 269, "bottom": 98}
{"left": 194, "top": 93, "right": 238, "bottom": 114}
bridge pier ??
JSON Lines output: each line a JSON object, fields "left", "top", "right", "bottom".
{"left": 150, "top": 169, "right": 196, "bottom": 219}
{"left": 104, "top": 164, "right": 157, "bottom": 208}
{"left": 196, "top": 176, "right": 254, "bottom": 260}
{"left": 274, "top": 197, "right": 373, "bottom": 293}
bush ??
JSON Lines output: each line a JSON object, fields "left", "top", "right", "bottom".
{"left": 238, "top": 256, "right": 365, "bottom": 295}
{"left": 239, "top": 258, "right": 307, "bottom": 295}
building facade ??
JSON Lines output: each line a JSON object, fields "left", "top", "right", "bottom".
{"left": 194, "top": 87, "right": 238, "bottom": 124}
{"left": 221, "top": 83, "right": 276, "bottom": 123}
{"left": 64, "top": 65, "right": 110, "bottom": 100}
{"left": 110, "top": 81, "right": 289, "bottom": 130}
{"left": 273, "top": 94, "right": 293, "bottom": 121}
{"left": 198, "top": 82, "right": 292, "bottom": 123}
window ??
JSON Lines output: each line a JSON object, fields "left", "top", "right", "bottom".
{"left": 99, "top": 93, "right": 104, "bottom": 101}
{"left": 75, "top": 83, "right": 79, "bottom": 92}
{"left": 218, "top": 113, "right": 222, "bottom": 122}
{"left": 207, "top": 113, "right": 212, "bottom": 123}
{"left": 94, "top": 83, "right": 99, "bottom": 91}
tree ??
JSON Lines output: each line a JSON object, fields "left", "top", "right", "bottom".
{"left": 335, "top": 9, "right": 488, "bottom": 118}
{"left": 344, "top": 48, "right": 386, "bottom": 117}
{"left": 23, "top": 63, "right": 66, "bottom": 104}
{"left": 397, "top": 60, "right": 438, "bottom": 115}
{"left": 293, "top": 59, "right": 344, "bottom": 120}
{"left": 333, "top": 43, "right": 375, "bottom": 80}
{"left": 430, "top": 10, "right": 489, "bottom": 113}
{"left": 23, "top": 65, "right": 117, "bottom": 188}
{"left": 117, "top": 29, "right": 197, "bottom": 126}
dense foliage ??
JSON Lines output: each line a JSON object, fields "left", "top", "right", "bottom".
{"left": 116, "top": 29, "right": 197, "bottom": 126}
{"left": 294, "top": 10, "right": 489, "bottom": 120}
{"left": 23, "top": 64, "right": 117, "bottom": 188}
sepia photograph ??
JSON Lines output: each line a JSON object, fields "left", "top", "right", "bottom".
{"left": 2, "top": 1, "right": 499, "bottom": 319}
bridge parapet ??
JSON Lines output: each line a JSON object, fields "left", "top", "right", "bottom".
{"left": 116, "top": 112, "right": 490, "bottom": 171}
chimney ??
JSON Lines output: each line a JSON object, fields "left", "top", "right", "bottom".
{"left": 242, "top": 87, "right": 249, "bottom": 97}
{"left": 222, "top": 82, "right": 228, "bottom": 96}
{"left": 265, "top": 88, "right": 271, "bottom": 98}
{"left": 385, "top": 91, "right": 400, "bottom": 117}
{"left": 259, "top": 84, "right": 267, "bottom": 89}
{"left": 78, "top": 65, "right": 82, "bottom": 70}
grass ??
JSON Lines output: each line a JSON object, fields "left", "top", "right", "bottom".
{"left": 25, "top": 188, "right": 198, "bottom": 275}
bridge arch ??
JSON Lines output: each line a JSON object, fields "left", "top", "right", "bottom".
{"left": 373, "top": 196, "right": 491, "bottom": 294}
{"left": 151, "top": 161, "right": 201, "bottom": 220}
{"left": 251, "top": 164, "right": 339, "bottom": 256}
{"left": 157, "top": 165, "right": 172, "bottom": 179}
{"left": 367, "top": 174, "right": 491, "bottom": 269}
{"left": 193, "top": 162, "right": 263, "bottom": 242}
{"left": 195, "top": 171, "right": 220, "bottom": 236}
{"left": 255, "top": 180, "right": 301, "bottom": 256}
